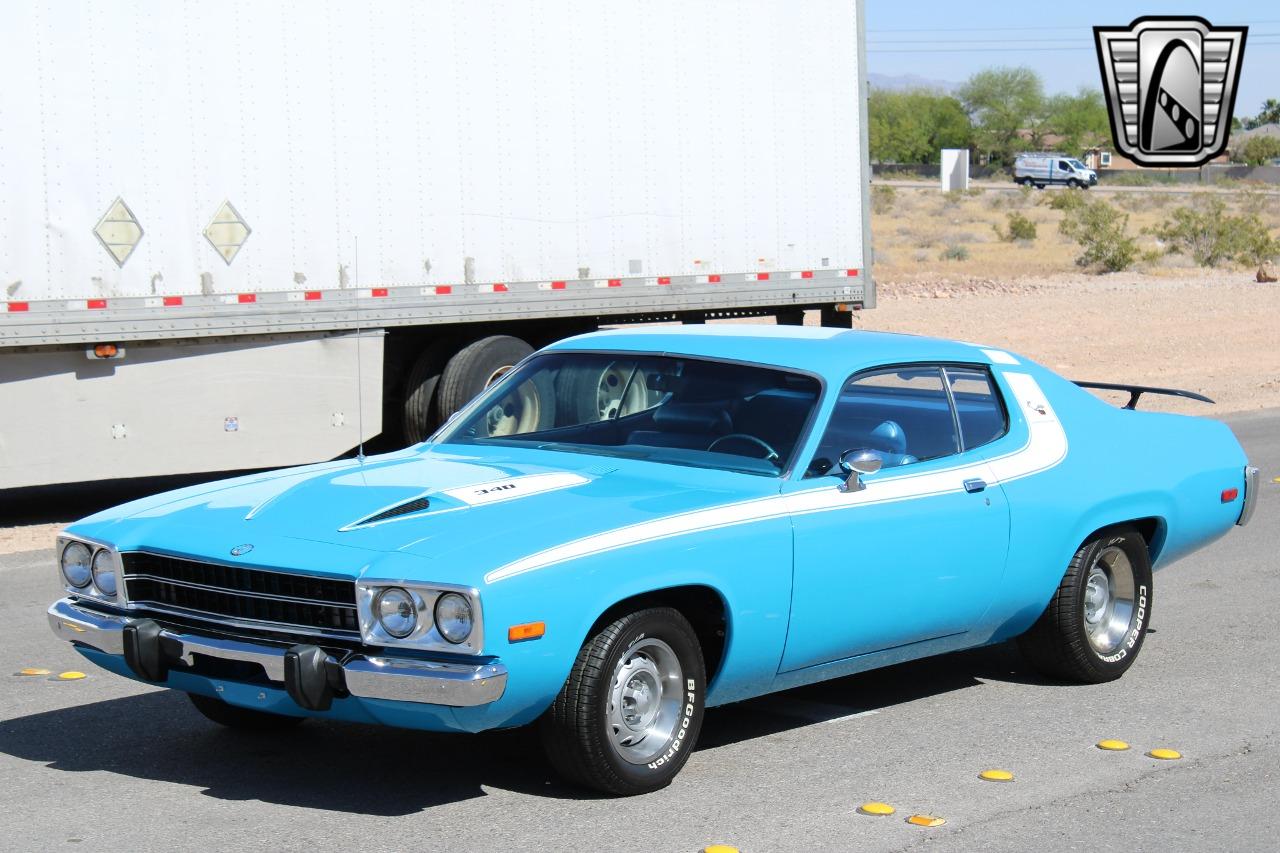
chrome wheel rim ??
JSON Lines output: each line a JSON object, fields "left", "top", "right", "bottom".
{"left": 607, "top": 637, "right": 683, "bottom": 764}
{"left": 1083, "top": 546, "right": 1137, "bottom": 655}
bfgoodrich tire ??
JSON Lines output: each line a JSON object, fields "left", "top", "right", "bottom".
{"left": 1017, "top": 527, "right": 1153, "bottom": 683}
{"left": 188, "top": 693, "right": 306, "bottom": 730}
{"left": 540, "top": 607, "right": 706, "bottom": 796}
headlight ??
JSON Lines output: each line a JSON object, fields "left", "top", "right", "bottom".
{"left": 91, "top": 549, "right": 118, "bottom": 597}
{"left": 60, "top": 542, "right": 93, "bottom": 589}
{"left": 374, "top": 587, "right": 418, "bottom": 638}
{"left": 435, "top": 593, "right": 473, "bottom": 644}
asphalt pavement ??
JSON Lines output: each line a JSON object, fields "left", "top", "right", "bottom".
{"left": 1, "top": 411, "right": 1276, "bottom": 852}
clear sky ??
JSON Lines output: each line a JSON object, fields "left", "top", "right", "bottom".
{"left": 864, "top": 1, "right": 1277, "bottom": 121}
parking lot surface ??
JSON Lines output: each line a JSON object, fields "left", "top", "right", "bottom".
{"left": 1, "top": 411, "right": 1275, "bottom": 853}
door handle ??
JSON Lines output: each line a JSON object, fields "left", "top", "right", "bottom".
{"left": 963, "top": 478, "right": 987, "bottom": 494}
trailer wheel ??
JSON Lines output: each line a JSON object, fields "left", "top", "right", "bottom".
{"left": 435, "top": 335, "right": 535, "bottom": 422}
{"left": 401, "top": 340, "right": 452, "bottom": 445}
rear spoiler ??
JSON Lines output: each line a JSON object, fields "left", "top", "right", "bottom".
{"left": 1073, "top": 380, "right": 1214, "bottom": 410}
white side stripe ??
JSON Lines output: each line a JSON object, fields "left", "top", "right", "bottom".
{"left": 483, "top": 373, "right": 1066, "bottom": 583}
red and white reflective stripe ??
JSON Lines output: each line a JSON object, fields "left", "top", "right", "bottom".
{"left": 144, "top": 296, "right": 185, "bottom": 307}
{"left": 537, "top": 281, "right": 568, "bottom": 291}
{"left": 419, "top": 285, "right": 453, "bottom": 295}
{"left": 789, "top": 271, "right": 815, "bottom": 280}
{"left": 478, "top": 283, "right": 508, "bottom": 294}
{"left": 593, "top": 278, "right": 623, "bottom": 289}
{"left": 752, "top": 272, "right": 770, "bottom": 281}
{"left": 846, "top": 269, "right": 859, "bottom": 277}
{"left": 695, "top": 274, "right": 722, "bottom": 284}
{"left": 65, "top": 299, "right": 108, "bottom": 310}
{"left": 286, "top": 291, "right": 323, "bottom": 302}
{"left": 7, "top": 302, "right": 29, "bottom": 312}
{"left": 221, "top": 293, "right": 257, "bottom": 304}
{"left": 358, "top": 288, "right": 389, "bottom": 298}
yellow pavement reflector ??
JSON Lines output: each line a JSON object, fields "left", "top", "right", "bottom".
{"left": 702, "top": 846, "right": 740, "bottom": 853}
{"left": 907, "top": 815, "right": 947, "bottom": 827}
{"left": 56, "top": 671, "right": 87, "bottom": 681}
{"left": 979, "top": 769, "right": 1014, "bottom": 782}
{"left": 17, "top": 668, "right": 52, "bottom": 676}
{"left": 858, "top": 802, "right": 896, "bottom": 816}
{"left": 1097, "top": 739, "right": 1130, "bottom": 751}
{"left": 1148, "top": 748, "right": 1182, "bottom": 760}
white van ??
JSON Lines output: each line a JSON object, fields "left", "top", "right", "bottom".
{"left": 1014, "top": 154, "right": 1098, "bottom": 188}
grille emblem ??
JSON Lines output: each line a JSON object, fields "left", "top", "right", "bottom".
{"left": 230, "top": 543, "right": 254, "bottom": 556}
{"left": 92, "top": 197, "right": 144, "bottom": 267}
{"left": 1094, "top": 16, "right": 1247, "bottom": 167}
{"left": 204, "top": 200, "right": 253, "bottom": 265}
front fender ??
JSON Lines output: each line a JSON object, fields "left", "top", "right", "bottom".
{"left": 469, "top": 512, "right": 793, "bottom": 727}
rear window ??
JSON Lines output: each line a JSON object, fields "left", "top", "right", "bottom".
{"left": 944, "top": 366, "right": 1008, "bottom": 450}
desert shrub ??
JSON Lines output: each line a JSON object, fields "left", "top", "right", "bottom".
{"left": 966, "top": 186, "right": 986, "bottom": 197}
{"left": 1104, "top": 171, "right": 1182, "bottom": 186}
{"left": 871, "top": 184, "right": 897, "bottom": 215}
{"left": 912, "top": 250, "right": 930, "bottom": 263}
{"left": 993, "top": 211, "right": 1037, "bottom": 242}
{"left": 1040, "top": 187, "right": 1088, "bottom": 212}
{"left": 938, "top": 243, "right": 970, "bottom": 261}
{"left": 1149, "top": 197, "right": 1280, "bottom": 266}
{"left": 1058, "top": 199, "right": 1138, "bottom": 271}
{"left": 941, "top": 189, "right": 966, "bottom": 208}
{"left": 1234, "top": 136, "right": 1280, "bottom": 166}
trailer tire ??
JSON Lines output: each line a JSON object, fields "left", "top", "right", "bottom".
{"left": 435, "top": 335, "right": 534, "bottom": 421}
{"left": 401, "top": 340, "right": 452, "bottom": 445}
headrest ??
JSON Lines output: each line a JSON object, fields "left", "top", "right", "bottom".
{"left": 869, "top": 420, "right": 907, "bottom": 454}
{"left": 652, "top": 402, "right": 732, "bottom": 434}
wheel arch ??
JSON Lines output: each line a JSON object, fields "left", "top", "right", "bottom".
{"left": 584, "top": 584, "right": 729, "bottom": 686}
{"left": 1078, "top": 515, "right": 1167, "bottom": 567}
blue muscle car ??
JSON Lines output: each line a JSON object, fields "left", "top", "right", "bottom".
{"left": 47, "top": 326, "right": 1258, "bottom": 794}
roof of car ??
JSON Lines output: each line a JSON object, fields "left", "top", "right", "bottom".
{"left": 546, "top": 325, "right": 1020, "bottom": 380}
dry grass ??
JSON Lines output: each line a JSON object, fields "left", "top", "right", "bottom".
{"left": 871, "top": 187, "right": 1280, "bottom": 278}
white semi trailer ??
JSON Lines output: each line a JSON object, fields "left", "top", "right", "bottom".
{"left": 0, "top": 0, "right": 873, "bottom": 490}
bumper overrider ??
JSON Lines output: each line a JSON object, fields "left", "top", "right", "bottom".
{"left": 48, "top": 598, "right": 507, "bottom": 710}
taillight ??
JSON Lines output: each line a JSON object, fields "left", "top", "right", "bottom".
{"left": 1221, "top": 488, "right": 1239, "bottom": 503}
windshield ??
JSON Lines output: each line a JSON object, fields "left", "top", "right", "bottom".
{"left": 433, "top": 352, "right": 822, "bottom": 476}
{"left": 1068, "top": 159, "right": 1088, "bottom": 170}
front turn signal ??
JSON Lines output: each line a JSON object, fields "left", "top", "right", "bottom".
{"left": 508, "top": 621, "right": 545, "bottom": 642}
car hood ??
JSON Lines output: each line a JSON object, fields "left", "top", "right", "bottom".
{"left": 70, "top": 445, "right": 780, "bottom": 588}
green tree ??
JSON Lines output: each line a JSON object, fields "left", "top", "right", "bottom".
{"left": 957, "top": 67, "right": 1045, "bottom": 165}
{"left": 1045, "top": 88, "right": 1110, "bottom": 153}
{"left": 1236, "top": 135, "right": 1280, "bottom": 165}
{"left": 1251, "top": 98, "right": 1280, "bottom": 128}
{"left": 867, "top": 89, "right": 972, "bottom": 164}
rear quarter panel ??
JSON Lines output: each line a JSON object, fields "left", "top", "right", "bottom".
{"left": 979, "top": 363, "right": 1247, "bottom": 643}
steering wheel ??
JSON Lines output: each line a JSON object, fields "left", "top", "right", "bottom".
{"left": 707, "top": 433, "right": 781, "bottom": 465}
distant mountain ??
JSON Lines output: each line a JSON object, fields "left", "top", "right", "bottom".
{"left": 867, "top": 72, "right": 958, "bottom": 93}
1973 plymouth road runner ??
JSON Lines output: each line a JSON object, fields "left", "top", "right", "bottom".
{"left": 48, "top": 326, "right": 1257, "bottom": 794}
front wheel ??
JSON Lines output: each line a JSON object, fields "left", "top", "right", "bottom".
{"left": 1017, "top": 527, "right": 1153, "bottom": 683}
{"left": 540, "top": 607, "right": 706, "bottom": 795}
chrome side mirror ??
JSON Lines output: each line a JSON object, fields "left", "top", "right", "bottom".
{"left": 838, "top": 449, "right": 883, "bottom": 493}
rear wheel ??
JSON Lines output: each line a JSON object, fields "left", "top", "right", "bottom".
{"left": 435, "top": 335, "right": 534, "bottom": 422}
{"left": 1018, "top": 527, "right": 1153, "bottom": 683}
{"left": 188, "top": 693, "right": 305, "bottom": 730}
{"left": 540, "top": 607, "right": 706, "bottom": 795}
{"left": 400, "top": 340, "right": 452, "bottom": 444}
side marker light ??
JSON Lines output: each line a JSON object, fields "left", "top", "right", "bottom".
{"left": 508, "top": 621, "right": 546, "bottom": 642}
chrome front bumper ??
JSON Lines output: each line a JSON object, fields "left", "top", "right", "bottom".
{"left": 1238, "top": 466, "right": 1260, "bottom": 526}
{"left": 48, "top": 598, "right": 507, "bottom": 708}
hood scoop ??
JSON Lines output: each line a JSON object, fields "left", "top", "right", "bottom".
{"left": 354, "top": 496, "right": 432, "bottom": 527}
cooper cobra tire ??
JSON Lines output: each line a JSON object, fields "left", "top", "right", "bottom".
{"left": 435, "top": 335, "right": 534, "bottom": 422}
{"left": 400, "top": 339, "right": 452, "bottom": 445}
{"left": 1017, "top": 526, "right": 1153, "bottom": 684}
{"left": 540, "top": 607, "right": 706, "bottom": 796}
{"left": 187, "top": 693, "right": 305, "bottom": 730}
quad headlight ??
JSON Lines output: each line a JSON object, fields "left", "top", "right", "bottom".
{"left": 374, "top": 587, "right": 418, "bottom": 638}
{"left": 60, "top": 541, "right": 93, "bottom": 589}
{"left": 434, "top": 593, "right": 473, "bottom": 644}
{"left": 356, "top": 582, "right": 483, "bottom": 652}
{"left": 91, "top": 548, "right": 118, "bottom": 596}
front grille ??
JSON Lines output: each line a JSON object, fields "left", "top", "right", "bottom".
{"left": 122, "top": 552, "right": 359, "bottom": 635}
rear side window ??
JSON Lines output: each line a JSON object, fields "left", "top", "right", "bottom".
{"left": 806, "top": 366, "right": 960, "bottom": 477}
{"left": 944, "top": 366, "right": 1007, "bottom": 450}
